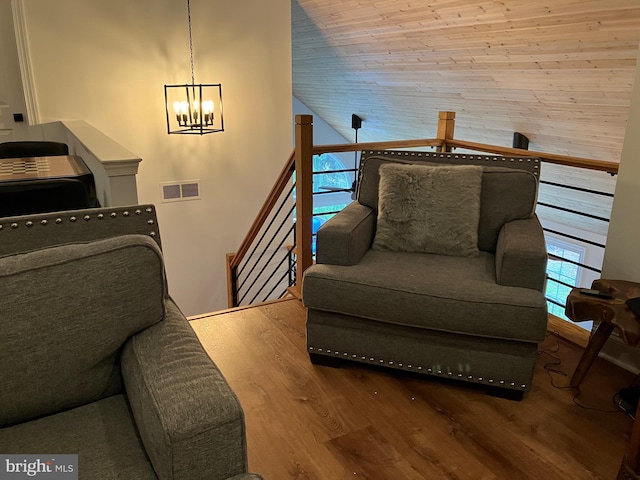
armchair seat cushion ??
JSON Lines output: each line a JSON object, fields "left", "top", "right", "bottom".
{"left": 0, "top": 394, "right": 157, "bottom": 479}
{"left": 303, "top": 250, "right": 548, "bottom": 343}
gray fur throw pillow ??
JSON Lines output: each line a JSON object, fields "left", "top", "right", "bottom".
{"left": 372, "top": 163, "right": 483, "bottom": 256}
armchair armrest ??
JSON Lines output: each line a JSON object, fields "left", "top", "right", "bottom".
{"left": 316, "top": 201, "right": 376, "bottom": 265}
{"left": 121, "top": 300, "right": 252, "bottom": 480}
{"left": 495, "top": 215, "right": 548, "bottom": 291}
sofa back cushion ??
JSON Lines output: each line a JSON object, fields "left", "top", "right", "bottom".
{"left": 0, "top": 235, "right": 166, "bottom": 427}
{"left": 357, "top": 155, "right": 539, "bottom": 252}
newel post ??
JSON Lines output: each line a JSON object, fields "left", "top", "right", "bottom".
{"left": 226, "top": 252, "right": 237, "bottom": 308}
{"left": 436, "top": 111, "right": 456, "bottom": 152}
{"left": 294, "top": 114, "right": 314, "bottom": 294}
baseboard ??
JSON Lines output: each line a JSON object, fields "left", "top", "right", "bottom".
{"left": 547, "top": 314, "right": 589, "bottom": 348}
{"left": 548, "top": 315, "right": 640, "bottom": 375}
{"left": 188, "top": 296, "right": 297, "bottom": 321}
{"left": 598, "top": 331, "right": 640, "bottom": 375}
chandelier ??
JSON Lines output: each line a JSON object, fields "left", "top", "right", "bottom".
{"left": 164, "top": 0, "right": 224, "bottom": 135}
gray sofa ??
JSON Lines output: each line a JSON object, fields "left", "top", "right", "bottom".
{"left": 302, "top": 151, "right": 549, "bottom": 399}
{"left": 0, "top": 205, "right": 263, "bottom": 480}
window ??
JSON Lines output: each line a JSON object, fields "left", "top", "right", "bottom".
{"left": 292, "top": 154, "right": 355, "bottom": 253}
{"left": 545, "top": 238, "right": 585, "bottom": 320}
{"left": 311, "top": 154, "right": 354, "bottom": 251}
{"left": 313, "top": 153, "right": 353, "bottom": 193}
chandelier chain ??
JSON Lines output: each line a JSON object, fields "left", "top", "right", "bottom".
{"left": 187, "top": 0, "right": 195, "bottom": 85}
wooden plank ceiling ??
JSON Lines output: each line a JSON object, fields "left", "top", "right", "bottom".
{"left": 292, "top": 0, "right": 640, "bottom": 164}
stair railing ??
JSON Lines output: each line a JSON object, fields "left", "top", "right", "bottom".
{"left": 226, "top": 151, "right": 295, "bottom": 307}
{"left": 228, "top": 111, "right": 620, "bottom": 313}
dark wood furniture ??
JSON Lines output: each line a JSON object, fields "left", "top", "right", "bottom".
{"left": 0, "top": 155, "right": 97, "bottom": 216}
{"left": 565, "top": 279, "right": 640, "bottom": 389}
{"left": 565, "top": 279, "right": 640, "bottom": 479}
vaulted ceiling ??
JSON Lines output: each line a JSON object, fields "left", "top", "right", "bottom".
{"left": 292, "top": 0, "right": 640, "bottom": 164}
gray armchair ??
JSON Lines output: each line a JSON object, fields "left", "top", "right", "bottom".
{"left": 302, "top": 151, "right": 549, "bottom": 399}
{"left": 0, "top": 205, "right": 262, "bottom": 480}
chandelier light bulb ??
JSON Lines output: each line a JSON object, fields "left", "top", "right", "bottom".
{"left": 202, "top": 100, "right": 214, "bottom": 125}
{"left": 173, "top": 101, "right": 190, "bottom": 125}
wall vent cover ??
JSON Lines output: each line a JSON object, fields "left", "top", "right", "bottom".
{"left": 181, "top": 182, "right": 200, "bottom": 198}
{"left": 161, "top": 180, "right": 201, "bottom": 202}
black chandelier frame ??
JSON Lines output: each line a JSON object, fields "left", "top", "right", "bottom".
{"left": 164, "top": 83, "right": 224, "bottom": 135}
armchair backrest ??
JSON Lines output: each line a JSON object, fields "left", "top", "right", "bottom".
{"left": 0, "top": 204, "right": 161, "bottom": 257}
{"left": 357, "top": 151, "right": 540, "bottom": 252}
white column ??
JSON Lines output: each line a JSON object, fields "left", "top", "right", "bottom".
{"left": 602, "top": 44, "right": 640, "bottom": 281}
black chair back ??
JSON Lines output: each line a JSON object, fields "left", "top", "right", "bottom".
{"left": 0, "top": 178, "right": 92, "bottom": 217}
{"left": 0, "top": 141, "right": 69, "bottom": 159}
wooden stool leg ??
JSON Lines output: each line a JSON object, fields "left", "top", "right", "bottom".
{"left": 570, "top": 322, "right": 615, "bottom": 388}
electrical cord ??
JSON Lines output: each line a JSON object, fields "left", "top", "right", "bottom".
{"left": 538, "top": 331, "right": 622, "bottom": 414}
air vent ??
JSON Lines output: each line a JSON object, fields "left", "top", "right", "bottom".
{"left": 181, "top": 182, "right": 200, "bottom": 198}
{"left": 161, "top": 180, "right": 201, "bottom": 202}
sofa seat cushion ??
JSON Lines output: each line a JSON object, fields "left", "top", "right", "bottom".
{"left": 0, "top": 394, "right": 157, "bottom": 479}
{"left": 303, "top": 250, "right": 548, "bottom": 343}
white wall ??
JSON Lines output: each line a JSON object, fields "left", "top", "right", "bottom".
{"left": 18, "top": 0, "right": 292, "bottom": 315}
{"left": 596, "top": 45, "right": 640, "bottom": 373}
{"left": 0, "top": 0, "right": 29, "bottom": 140}
{"left": 603, "top": 44, "right": 640, "bottom": 281}
{"left": 293, "top": 96, "right": 351, "bottom": 145}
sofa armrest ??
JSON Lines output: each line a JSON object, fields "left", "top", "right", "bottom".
{"left": 495, "top": 215, "right": 548, "bottom": 291}
{"left": 121, "top": 300, "right": 251, "bottom": 480}
{"left": 316, "top": 201, "right": 376, "bottom": 266}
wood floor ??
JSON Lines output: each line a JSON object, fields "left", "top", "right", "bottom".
{"left": 189, "top": 299, "right": 636, "bottom": 480}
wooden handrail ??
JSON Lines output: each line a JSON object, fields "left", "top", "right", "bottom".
{"left": 313, "top": 138, "right": 442, "bottom": 155}
{"left": 446, "top": 139, "right": 619, "bottom": 175}
{"left": 312, "top": 138, "right": 618, "bottom": 175}
{"left": 229, "top": 150, "right": 295, "bottom": 270}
